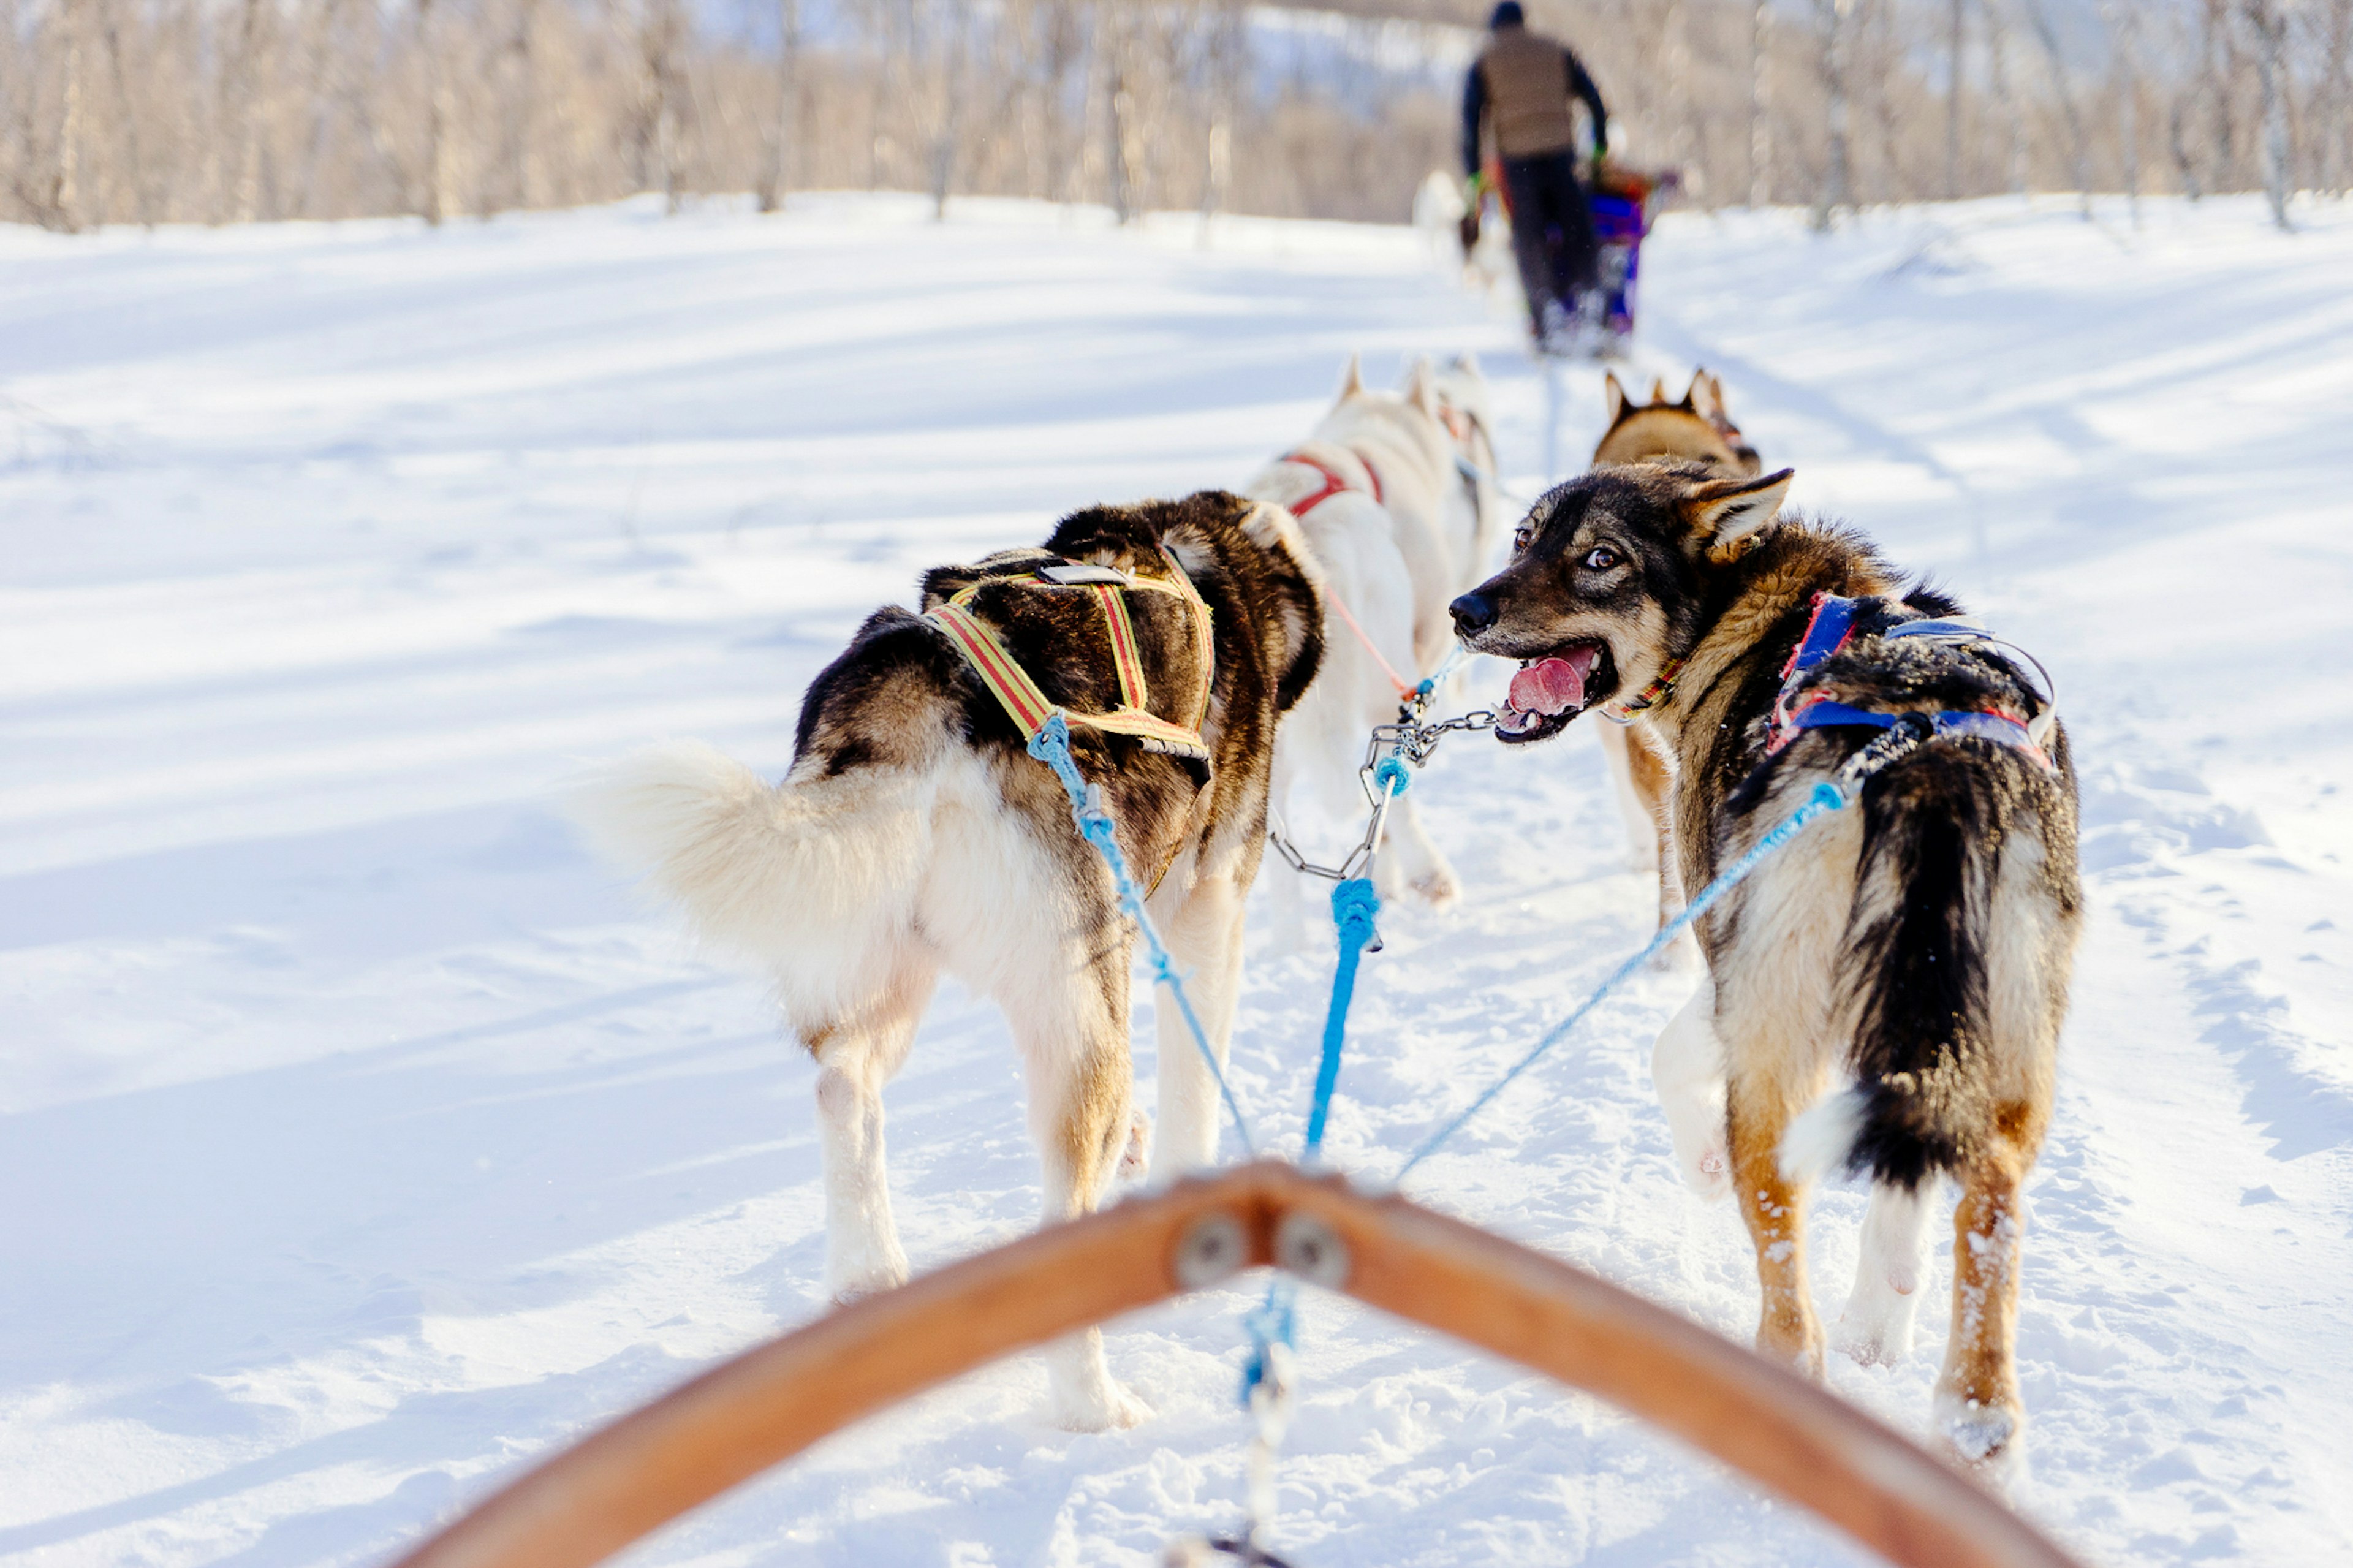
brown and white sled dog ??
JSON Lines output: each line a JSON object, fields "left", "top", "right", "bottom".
{"left": 1450, "top": 463, "right": 2081, "bottom": 1466}
{"left": 569, "top": 492, "right": 1321, "bottom": 1431}
{"left": 1246, "top": 354, "right": 1501, "bottom": 923}
{"left": 1588, "top": 369, "right": 1763, "bottom": 932}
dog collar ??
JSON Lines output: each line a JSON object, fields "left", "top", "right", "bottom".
{"left": 1600, "top": 657, "right": 1686, "bottom": 724}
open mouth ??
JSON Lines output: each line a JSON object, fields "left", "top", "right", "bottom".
{"left": 1496, "top": 643, "right": 1610, "bottom": 744}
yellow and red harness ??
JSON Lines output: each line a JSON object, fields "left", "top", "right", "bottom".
{"left": 923, "top": 553, "right": 1215, "bottom": 763}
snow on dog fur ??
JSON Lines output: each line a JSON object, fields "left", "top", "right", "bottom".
{"left": 1452, "top": 462, "right": 2081, "bottom": 1470}
{"left": 1245, "top": 353, "right": 1502, "bottom": 927}
{"left": 569, "top": 491, "right": 1322, "bottom": 1432}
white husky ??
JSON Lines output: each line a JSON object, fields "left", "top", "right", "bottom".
{"left": 1246, "top": 354, "right": 1502, "bottom": 929}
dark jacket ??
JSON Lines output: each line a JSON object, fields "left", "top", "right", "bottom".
{"left": 1461, "top": 23, "right": 1607, "bottom": 173}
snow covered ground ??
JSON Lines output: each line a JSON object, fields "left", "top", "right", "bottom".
{"left": 4, "top": 190, "right": 2349, "bottom": 1567}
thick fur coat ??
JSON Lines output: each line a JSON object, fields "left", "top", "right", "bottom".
{"left": 1247, "top": 354, "right": 1502, "bottom": 923}
{"left": 569, "top": 491, "right": 1322, "bottom": 1431}
{"left": 1587, "top": 369, "right": 1764, "bottom": 932}
{"left": 1450, "top": 461, "right": 2081, "bottom": 1468}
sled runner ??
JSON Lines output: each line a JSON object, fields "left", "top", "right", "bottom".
{"left": 390, "top": 1162, "right": 2083, "bottom": 1568}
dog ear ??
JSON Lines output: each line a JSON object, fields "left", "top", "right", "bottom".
{"left": 1336, "top": 353, "right": 1365, "bottom": 401}
{"left": 1602, "top": 371, "right": 1628, "bottom": 426}
{"left": 1686, "top": 369, "right": 1719, "bottom": 419}
{"left": 1680, "top": 468, "right": 1795, "bottom": 564}
{"left": 1450, "top": 350, "right": 1482, "bottom": 379}
{"left": 1404, "top": 355, "right": 1439, "bottom": 416}
{"left": 1646, "top": 377, "right": 1669, "bottom": 406}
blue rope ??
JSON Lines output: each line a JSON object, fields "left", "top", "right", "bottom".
{"left": 1411, "top": 643, "right": 1471, "bottom": 705}
{"left": 1243, "top": 770, "right": 1399, "bottom": 1404}
{"left": 1393, "top": 779, "right": 1850, "bottom": 1182}
{"left": 1305, "top": 878, "right": 1381, "bottom": 1161}
{"left": 1026, "top": 715, "right": 1256, "bottom": 1158}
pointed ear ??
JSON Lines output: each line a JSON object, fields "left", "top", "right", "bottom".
{"left": 1680, "top": 468, "right": 1795, "bottom": 564}
{"left": 1680, "top": 371, "right": 1708, "bottom": 413}
{"left": 1406, "top": 355, "right": 1438, "bottom": 416}
{"left": 1603, "top": 371, "right": 1627, "bottom": 426}
{"left": 1336, "top": 353, "right": 1365, "bottom": 401}
{"left": 1695, "top": 371, "right": 1729, "bottom": 422}
{"left": 1646, "top": 377, "right": 1669, "bottom": 406}
{"left": 1450, "top": 349, "right": 1482, "bottom": 378}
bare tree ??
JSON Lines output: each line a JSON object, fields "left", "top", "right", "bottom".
{"left": 1946, "top": 0, "right": 1965, "bottom": 197}
{"left": 1810, "top": 0, "right": 1854, "bottom": 229}
{"left": 1748, "top": 0, "right": 1773, "bottom": 204}
{"left": 757, "top": 0, "right": 801, "bottom": 210}
{"left": 2322, "top": 0, "right": 2352, "bottom": 193}
{"left": 2020, "top": 0, "right": 2093, "bottom": 214}
{"left": 2245, "top": 0, "right": 2292, "bottom": 226}
{"left": 2105, "top": 0, "right": 2141, "bottom": 224}
{"left": 1199, "top": 0, "right": 1244, "bottom": 225}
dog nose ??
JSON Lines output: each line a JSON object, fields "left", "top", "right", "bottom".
{"left": 1450, "top": 591, "right": 1498, "bottom": 637}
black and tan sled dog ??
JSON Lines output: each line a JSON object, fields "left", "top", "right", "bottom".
{"left": 570, "top": 491, "right": 1321, "bottom": 1431}
{"left": 1450, "top": 462, "right": 2080, "bottom": 1468}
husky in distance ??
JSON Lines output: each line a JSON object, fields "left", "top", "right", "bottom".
{"left": 1587, "top": 368, "right": 1765, "bottom": 937}
{"left": 1592, "top": 368, "right": 1761, "bottom": 477}
{"left": 1449, "top": 461, "right": 2080, "bottom": 1467}
{"left": 1246, "top": 353, "right": 1502, "bottom": 925}
{"left": 569, "top": 491, "right": 1322, "bottom": 1431}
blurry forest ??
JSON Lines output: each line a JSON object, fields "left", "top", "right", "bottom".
{"left": 2, "top": 0, "right": 2347, "bottom": 230}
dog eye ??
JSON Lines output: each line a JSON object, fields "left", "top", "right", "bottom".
{"left": 1584, "top": 546, "right": 1621, "bottom": 571}
{"left": 1513, "top": 525, "right": 1534, "bottom": 552}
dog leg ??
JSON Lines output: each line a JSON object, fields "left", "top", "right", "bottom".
{"left": 1261, "top": 827, "right": 1314, "bottom": 955}
{"left": 1728, "top": 1066, "right": 1825, "bottom": 1377}
{"left": 1935, "top": 1150, "right": 2031, "bottom": 1470}
{"left": 1004, "top": 944, "right": 1152, "bottom": 1431}
{"left": 1374, "top": 792, "right": 1461, "bottom": 909}
{"left": 1147, "top": 871, "right": 1248, "bottom": 1181}
{"left": 1835, "top": 1177, "right": 1935, "bottom": 1368}
{"left": 1596, "top": 722, "right": 1661, "bottom": 874}
{"left": 806, "top": 960, "right": 936, "bottom": 1305}
{"left": 1651, "top": 982, "right": 1730, "bottom": 1201}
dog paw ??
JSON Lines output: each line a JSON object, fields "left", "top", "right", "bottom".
{"left": 1677, "top": 1137, "right": 1732, "bottom": 1202}
{"left": 1833, "top": 1309, "right": 1913, "bottom": 1369}
{"left": 828, "top": 1262, "right": 910, "bottom": 1309}
{"left": 1835, "top": 1269, "right": 1922, "bottom": 1368}
{"left": 1934, "top": 1389, "right": 2024, "bottom": 1475}
{"left": 1056, "top": 1378, "right": 1154, "bottom": 1433}
{"left": 1410, "top": 863, "right": 1462, "bottom": 909}
{"left": 1118, "top": 1110, "right": 1153, "bottom": 1181}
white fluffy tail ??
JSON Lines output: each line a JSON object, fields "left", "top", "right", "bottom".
{"left": 564, "top": 740, "right": 933, "bottom": 1020}
{"left": 1779, "top": 1085, "right": 1869, "bottom": 1186}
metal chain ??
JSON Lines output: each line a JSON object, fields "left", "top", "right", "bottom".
{"left": 1265, "top": 694, "right": 1498, "bottom": 888}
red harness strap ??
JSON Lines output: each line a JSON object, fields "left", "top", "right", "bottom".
{"left": 1283, "top": 449, "right": 1383, "bottom": 515}
{"left": 1276, "top": 449, "right": 1412, "bottom": 699}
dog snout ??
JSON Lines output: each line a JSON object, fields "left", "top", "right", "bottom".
{"left": 1450, "top": 590, "right": 1498, "bottom": 638}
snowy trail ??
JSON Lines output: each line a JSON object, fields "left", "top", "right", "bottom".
{"left": 4, "top": 192, "right": 2349, "bottom": 1567}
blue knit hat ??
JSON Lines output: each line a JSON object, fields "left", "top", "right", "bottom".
{"left": 1490, "top": 1, "right": 1524, "bottom": 25}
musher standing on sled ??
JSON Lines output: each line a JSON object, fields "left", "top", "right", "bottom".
{"left": 1461, "top": 0, "right": 1609, "bottom": 354}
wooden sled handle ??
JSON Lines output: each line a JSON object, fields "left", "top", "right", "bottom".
{"left": 391, "top": 1161, "right": 2082, "bottom": 1568}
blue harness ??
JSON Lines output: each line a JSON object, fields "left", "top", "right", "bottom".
{"left": 1765, "top": 593, "right": 2057, "bottom": 773}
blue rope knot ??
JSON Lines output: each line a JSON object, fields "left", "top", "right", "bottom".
{"left": 1240, "top": 1283, "right": 1298, "bottom": 1400}
{"left": 1328, "top": 876, "right": 1381, "bottom": 952}
{"left": 1371, "top": 755, "right": 1411, "bottom": 799}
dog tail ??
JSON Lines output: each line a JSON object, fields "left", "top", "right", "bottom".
{"left": 565, "top": 740, "right": 933, "bottom": 1019}
{"left": 1784, "top": 764, "right": 2001, "bottom": 1192}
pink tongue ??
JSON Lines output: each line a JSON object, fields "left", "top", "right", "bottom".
{"left": 1509, "top": 649, "right": 1599, "bottom": 715}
